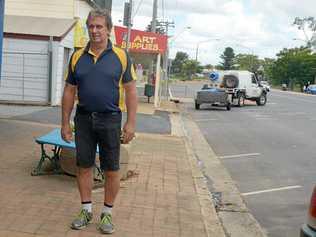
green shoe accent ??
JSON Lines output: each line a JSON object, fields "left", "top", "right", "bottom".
{"left": 98, "top": 213, "right": 114, "bottom": 234}
{"left": 71, "top": 209, "right": 93, "bottom": 230}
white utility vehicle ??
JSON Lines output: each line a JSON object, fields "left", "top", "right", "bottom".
{"left": 194, "top": 70, "right": 268, "bottom": 110}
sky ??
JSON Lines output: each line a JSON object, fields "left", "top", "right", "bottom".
{"left": 110, "top": 0, "right": 315, "bottom": 65}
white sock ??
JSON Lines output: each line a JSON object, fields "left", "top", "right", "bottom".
{"left": 82, "top": 202, "right": 92, "bottom": 213}
{"left": 102, "top": 204, "right": 113, "bottom": 215}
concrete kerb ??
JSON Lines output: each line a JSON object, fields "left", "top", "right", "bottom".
{"left": 165, "top": 103, "right": 226, "bottom": 237}
{"left": 176, "top": 107, "right": 268, "bottom": 237}
{"left": 181, "top": 122, "right": 227, "bottom": 237}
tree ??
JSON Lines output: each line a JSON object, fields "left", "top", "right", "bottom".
{"left": 182, "top": 60, "right": 201, "bottom": 80}
{"left": 234, "top": 54, "right": 261, "bottom": 72}
{"left": 171, "top": 51, "right": 189, "bottom": 74}
{"left": 219, "top": 47, "right": 235, "bottom": 70}
{"left": 270, "top": 47, "right": 316, "bottom": 90}
{"left": 261, "top": 58, "right": 275, "bottom": 82}
{"left": 204, "top": 64, "right": 213, "bottom": 70}
{"left": 293, "top": 17, "right": 316, "bottom": 48}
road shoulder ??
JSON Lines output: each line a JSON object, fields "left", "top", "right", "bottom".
{"left": 174, "top": 106, "right": 268, "bottom": 237}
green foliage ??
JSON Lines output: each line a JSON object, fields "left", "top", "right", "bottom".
{"left": 270, "top": 47, "right": 316, "bottom": 90}
{"left": 171, "top": 51, "right": 189, "bottom": 74}
{"left": 219, "top": 47, "right": 235, "bottom": 70}
{"left": 170, "top": 51, "right": 202, "bottom": 80}
{"left": 182, "top": 60, "right": 201, "bottom": 80}
{"left": 204, "top": 64, "right": 213, "bottom": 70}
{"left": 293, "top": 17, "right": 316, "bottom": 31}
{"left": 234, "top": 54, "right": 261, "bottom": 72}
{"left": 293, "top": 17, "right": 316, "bottom": 48}
{"left": 261, "top": 58, "right": 275, "bottom": 82}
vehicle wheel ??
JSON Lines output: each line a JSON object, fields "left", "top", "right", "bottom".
{"left": 256, "top": 93, "right": 267, "bottom": 106}
{"left": 237, "top": 93, "right": 245, "bottom": 107}
{"left": 195, "top": 101, "right": 200, "bottom": 110}
{"left": 226, "top": 103, "right": 231, "bottom": 111}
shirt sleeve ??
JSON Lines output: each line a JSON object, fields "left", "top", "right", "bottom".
{"left": 65, "top": 53, "right": 77, "bottom": 85}
{"left": 122, "top": 52, "right": 137, "bottom": 84}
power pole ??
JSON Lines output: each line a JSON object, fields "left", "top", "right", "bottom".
{"left": 0, "top": 0, "right": 4, "bottom": 81}
{"left": 126, "top": 0, "right": 132, "bottom": 52}
{"left": 104, "top": 0, "right": 112, "bottom": 12}
{"left": 159, "top": 21, "right": 174, "bottom": 98}
{"left": 148, "top": 0, "right": 158, "bottom": 84}
{"left": 151, "top": 0, "right": 158, "bottom": 33}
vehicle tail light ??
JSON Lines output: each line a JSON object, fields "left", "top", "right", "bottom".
{"left": 309, "top": 187, "right": 316, "bottom": 217}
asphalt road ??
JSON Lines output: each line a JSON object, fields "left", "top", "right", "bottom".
{"left": 171, "top": 81, "right": 316, "bottom": 237}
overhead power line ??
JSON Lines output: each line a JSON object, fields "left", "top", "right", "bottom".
{"left": 132, "top": 0, "right": 144, "bottom": 19}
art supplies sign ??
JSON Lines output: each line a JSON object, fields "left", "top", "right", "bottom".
{"left": 114, "top": 26, "right": 167, "bottom": 54}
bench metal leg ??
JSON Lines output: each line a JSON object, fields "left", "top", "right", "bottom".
{"left": 94, "top": 165, "right": 105, "bottom": 181}
{"left": 31, "top": 144, "right": 63, "bottom": 176}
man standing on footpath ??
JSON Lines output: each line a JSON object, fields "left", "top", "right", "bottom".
{"left": 61, "top": 9, "right": 137, "bottom": 234}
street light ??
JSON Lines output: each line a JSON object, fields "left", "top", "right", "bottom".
{"left": 195, "top": 38, "right": 220, "bottom": 61}
{"left": 169, "top": 26, "right": 191, "bottom": 43}
{"left": 233, "top": 43, "right": 255, "bottom": 71}
{"left": 165, "top": 26, "right": 191, "bottom": 100}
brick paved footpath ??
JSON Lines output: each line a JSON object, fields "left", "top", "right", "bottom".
{"left": 0, "top": 103, "right": 224, "bottom": 237}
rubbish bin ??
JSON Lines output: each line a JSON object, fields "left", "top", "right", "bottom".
{"left": 144, "top": 84, "right": 154, "bottom": 103}
{"left": 282, "top": 83, "right": 287, "bottom": 91}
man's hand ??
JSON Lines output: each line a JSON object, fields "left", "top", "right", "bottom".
{"left": 61, "top": 124, "right": 73, "bottom": 143}
{"left": 122, "top": 122, "right": 135, "bottom": 144}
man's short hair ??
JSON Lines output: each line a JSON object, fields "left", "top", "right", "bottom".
{"left": 86, "top": 9, "right": 113, "bottom": 31}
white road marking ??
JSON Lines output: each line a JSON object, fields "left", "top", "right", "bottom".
{"left": 242, "top": 185, "right": 302, "bottom": 196}
{"left": 219, "top": 153, "right": 261, "bottom": 159}
{"left": 195, "top": 118, "right": 218, "bottom": 122}
{"left": 255, "top": 117, "right": 273, "bottom": 120}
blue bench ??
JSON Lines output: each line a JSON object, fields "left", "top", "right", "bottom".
{"left": 32, "top": 128, "right": 103, "bottom": 180}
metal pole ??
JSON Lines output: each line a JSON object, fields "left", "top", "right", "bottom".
{"left": 126, "top": 0, "right": 132, "bottom": 52}
{"left": 195, "top": 43, "right": 199, "bottom": 61}
{"left": 151, "top": 0, "right": 157, "bottom": 33}
{"left": 0, "top": 0, "right": 5, "bottom": 81}
{"left": 48, "top": 36, "right": 53, "bottom": 104}
{"left": 104, "top": 0, "right": 112, "bottom": 12}
{"left": 154, "top": 53, "right": 161, "bottom": 108}
{"left": 148, "top": 0, "right": 158, "bottom": 84}
{"left": 162, "top": 23, "right": 169, "bottom": 99}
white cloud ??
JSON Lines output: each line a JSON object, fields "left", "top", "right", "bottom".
{"left": 111, "top": 0, "right": 316, "bottom": 65}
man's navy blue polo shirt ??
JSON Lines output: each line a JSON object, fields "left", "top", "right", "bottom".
{"left": 66, "top": 40, "right": 136, "bottom": 112}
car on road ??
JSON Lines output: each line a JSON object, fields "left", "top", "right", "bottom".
{"left": 260, "top": 81, "right": 271, "bottom": 92}
{"left": 305, "top": 85, "right": 316, "bottom": 94}
{"left": 195, "top": 86, "right": 232, "bottom": 110}
{"left": 194, "top": 71, "right": 268, "bottom": 110}
{"left": 300, "top": 186, "right": 316, "bottom": 237}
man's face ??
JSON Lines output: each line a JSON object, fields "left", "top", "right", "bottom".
{"left": 87, "top": 16, "right": 109, "bottom": 44}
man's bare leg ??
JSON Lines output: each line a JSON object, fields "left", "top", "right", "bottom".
{"left": 104, "top": 171, "right": 120, "bottom": 205}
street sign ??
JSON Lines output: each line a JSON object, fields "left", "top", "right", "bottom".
{"left": 209, "top": 72, "right": 219, "bottom": 81}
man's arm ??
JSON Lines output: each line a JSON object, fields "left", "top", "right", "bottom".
{"left": 122, "top": 80, "right": 137, "bottom": 144}
{"left": 61, "top": 83, "right": 77, "bottom": 142}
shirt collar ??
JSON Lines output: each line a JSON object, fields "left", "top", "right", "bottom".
{"left": 84, "top": 39, "right": 113, "bottom": 55}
